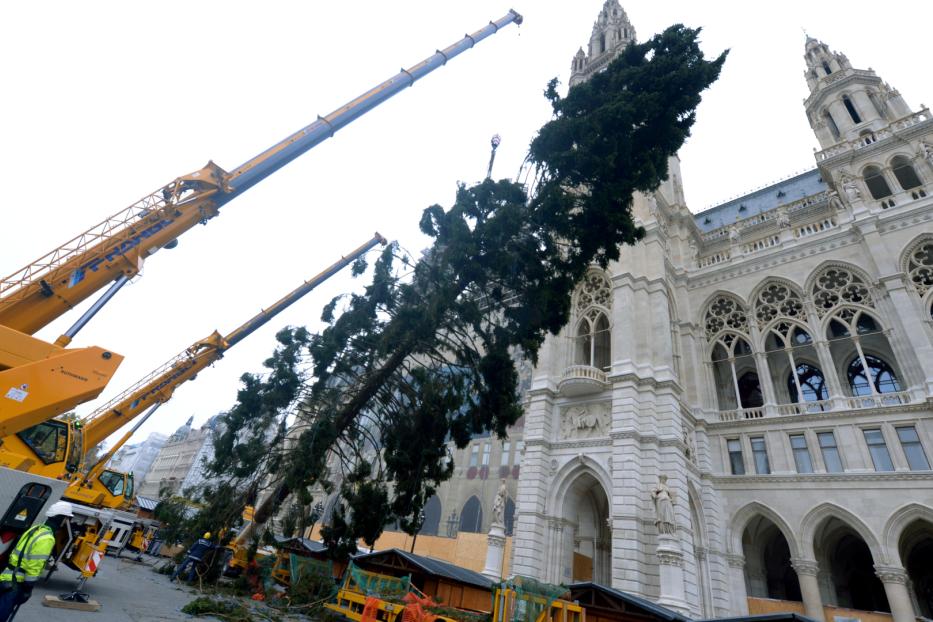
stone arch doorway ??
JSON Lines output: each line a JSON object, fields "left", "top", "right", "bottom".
{"left": 815, "top": 516, "right": 890, "bottom": 612}
{"left": 899, "top": 519, "right": 933, "bottom": 617}
{"left": 742, "top": 515, "right": 801, "bottom": 602}
{"left": 559, "top": 471, "right": 611, "bottom": 584}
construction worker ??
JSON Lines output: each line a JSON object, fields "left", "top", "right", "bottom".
{"left": 170, "top": 532, "right": 214, "bottom": 583}
{"left": 0, "top": 501, "right": 73, "bottom": 621}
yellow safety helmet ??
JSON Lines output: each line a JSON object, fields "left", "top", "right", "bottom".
{"left": 204, "top": 532, "right": 211, "bottom": 539}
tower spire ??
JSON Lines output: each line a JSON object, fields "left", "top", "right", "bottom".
{"left": 569, "top": 0, "right": 635, "bottom": 87}
{"left": 803, "top": 37, "right": 913, "bottom": 149}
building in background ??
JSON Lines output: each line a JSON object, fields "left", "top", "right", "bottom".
{"left": 138, "top": 416, "right": 220, "bottom": 498}
{"left": 507, "top": 3, "right": 933, "bottom": 622}
{"left": 108, "top": 431, "right": 168, "bottom": 483}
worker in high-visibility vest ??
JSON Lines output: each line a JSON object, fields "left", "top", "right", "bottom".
{"left": 0, "top": 501, "right": 74, "bottom": 621}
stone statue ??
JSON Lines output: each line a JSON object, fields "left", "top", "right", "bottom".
{"left": 492, "top": 479, "right": 507, "bottom": 525}
{"left": 683, "top": 431, "right": 697, "bottom": 463}
{"left": 728, "top": 224, "right": 740, "bottom": 244}
{"left": 841, "top": 174, "right": 861, "bottom": 201}
{"left": 827, "top": 190, "right": 845, "bottom": 213}
{"left": 776, "top": 207, "right": 790, "bottom": 229}
{"left": 651, "top": 474, "right": 676, "bottom": 535}
{"left": 919, "top": 141, "right": 933, "bottom": 167}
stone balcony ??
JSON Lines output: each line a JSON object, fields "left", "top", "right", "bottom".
{"left": 815, "top": 108, "right": 931, "bottom": 162}
{"left": 716, "top": 391, "right": 914, "bottom": 422}
{"left": 558, "top": 365, "right": 609, "bottom": 396}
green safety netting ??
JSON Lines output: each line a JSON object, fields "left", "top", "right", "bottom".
{"left": 498, "top": 576, "right": 568, "bottom": 622}
{"left": 348, "top": 561, "right": 411, "bottom": 600}
{"left": 289, "top": 554, "right": 333, "bottom": 586}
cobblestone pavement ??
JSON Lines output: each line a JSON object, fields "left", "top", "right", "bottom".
{"left": 14, "top": 554, "right": 196, "bottom": 621}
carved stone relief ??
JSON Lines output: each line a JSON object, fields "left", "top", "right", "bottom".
{"left": 558, "top": 402, "right": 610, "bottom": 439}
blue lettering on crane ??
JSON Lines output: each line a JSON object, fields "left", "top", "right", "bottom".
{"left": 69, "top": 218, "right": 175, "bottom": 287}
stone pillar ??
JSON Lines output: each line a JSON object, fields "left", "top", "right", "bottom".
{"left": 482, "top": 523, "right": 507, "bottom": 580}
{"left": 656, "top": 534, "right": 689, "bottom": 614}
{"left": 791, "top": 558, "right": 825, "bottom": 622}
{"left": 725, "top": 554, "right": 749, "bottom": 616}
{"left": 875, "top": 566, "right": 917, "bottom": 622}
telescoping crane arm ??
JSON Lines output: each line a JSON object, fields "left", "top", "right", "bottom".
{"left": 0, "top": 10, "right": 522, "bottom": 337}
{"left": 78, "top": 233, "right": 386, "bottom": 453}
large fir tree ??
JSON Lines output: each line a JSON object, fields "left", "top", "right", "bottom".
{"left": 205, "top": 25, "right": 726, "bottom": 559}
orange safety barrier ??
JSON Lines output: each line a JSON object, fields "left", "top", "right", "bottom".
{"left": 361, "top": 596, "right": 383, "bottom": 622}
{"left": 402, "top": 591, "right": 439, "bottom": 622}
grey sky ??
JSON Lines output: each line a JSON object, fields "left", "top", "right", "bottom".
{"left": 2, "top": 1, "right": 931, "bottom": 447}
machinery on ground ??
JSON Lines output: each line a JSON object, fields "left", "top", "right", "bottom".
{"left": 20, "top": 234, "right": 387, "bottom": 593}
{"left": 0, "top": 8, "right": 521, "bottom": 587}
{"left": 0, "top": 8, "right": 522, "bottom": 440}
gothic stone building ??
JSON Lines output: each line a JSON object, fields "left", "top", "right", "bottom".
{"left": 502, "top": 2, "right": 933, "bottom": 622}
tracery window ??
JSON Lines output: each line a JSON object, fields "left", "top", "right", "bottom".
{"left": 574, "top": 270, "right": 612, "bottom": 370}
{"left": 905, "top": 240, "right": 933, "bottom": 306}
{"left": 811, "top": 266, "right": 873, "bottom": 318}
{"left": 706, "top": 295, "right": 760, "bottom": 411}
{"left": 575, "top": 271, "right": 612, "bottom": 312}
{"left": 825, "top": 304, "right": 901, "bottom": 397}
{"left": 754, "top": 283, "right": 805, "bottom": 329}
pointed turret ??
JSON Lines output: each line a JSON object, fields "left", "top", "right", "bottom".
{"left": 569, "top": 0, "right": 635, "bottom": 87}
{"left": 803, "top": 36, "right": 913, "bottom": 149}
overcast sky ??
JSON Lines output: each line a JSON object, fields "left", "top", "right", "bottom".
{"left": 2, "top": 1, "right": 931, "bottom": 449}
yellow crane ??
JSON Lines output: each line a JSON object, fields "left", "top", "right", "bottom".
{"left": 0, "top": 9, "right": 522, "bottom": 439}
{"left": 35, "top": 234, "right": 386, "bottom": 598}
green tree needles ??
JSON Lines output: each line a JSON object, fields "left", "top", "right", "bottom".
{"left": 208, "top": 25, "right": 726, "bottom": 559}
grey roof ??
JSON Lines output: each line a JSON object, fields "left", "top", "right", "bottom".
{"left": 276, "top": 536, "right": 327, "bottom": 554}
{"left": 693, "top": 169, "right": 828, "bottom": 232}
{"left": 353, "top": 548, "right": 495, "bottom": 590}
{"left": 568, "top": 582, "right": 691, "bottom": 622}
{"left": 135, "top": 495, "right": 159, "bottom": 511}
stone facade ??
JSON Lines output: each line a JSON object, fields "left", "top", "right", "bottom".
{"left": 107, "top": 431, "right": 168, "bottom": 482}
{"left": 502, "top": 3, "right": 933, "bottom": 622}
{"left": 138, "top": 416, "right": 216, "bottom": 498}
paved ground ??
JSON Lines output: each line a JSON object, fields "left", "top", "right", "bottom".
{"left": 15, "top": 554, "right": 197, "bottom": 621}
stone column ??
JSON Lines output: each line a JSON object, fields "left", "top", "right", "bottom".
{"left": 725, "top": 554, "right": 749, "bottom": 615}
{"left": 657, "top": 534, "right": 689, "bottom": 614}
{"left": 481, "top": 523, "right": 507, "bottom": 580}
{"left": 875, "top": 566, "right": 917, "bottom": 622}
{"left": 791, "top": 558, "right": 825, "bottom": 622}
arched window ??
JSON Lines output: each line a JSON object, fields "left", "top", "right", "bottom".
{"left": 891, "top": 156, "right": 925, "bottom": 198}
{"left": 599, "top": 33, "right": 606, "bottom": 54}
{"left": 842, "top": 95, "right": 862, "bottom": 124}
{"left": 574, "top": 271, "right": 612, "bottom": 370}
{"left": 822, "top": 60, "right": 832, "bottom": 75}
{"left": 459, "top": 496, "right": 483, "bottom": 533}
{"left": 738, "top": 371, "right": 763, "bottom": 408}
{"left": 863, "top": 166, "right": 893, "bottom": 200}
{"left": 706, "top": 295, "right": 760, "bottom": 412}
{"left": 575, "top": 310, "right": 610, "bottom": 370}
{"left": 823, "top": 109, "right": 840, "bottom": 139}
{"left": 421, "top": 495, "right": 442, "bottom": 536}
{"left": 788, "top": 363, "right": 828, "bottom": 403}
{"left": 848, "top": 355, "right": 901, "bottom": 396}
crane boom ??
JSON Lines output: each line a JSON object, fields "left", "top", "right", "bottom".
{"left": 78, "top": 233, "right": 386, "bottom": 452}
{"left": 0, "top": 10, "right": 522, "bottom": 336}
